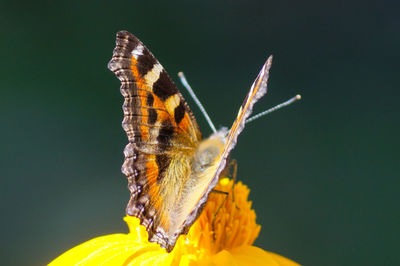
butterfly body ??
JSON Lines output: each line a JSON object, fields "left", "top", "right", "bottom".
{"left": 108, "top": 31, "right": 272, "bottom": 252}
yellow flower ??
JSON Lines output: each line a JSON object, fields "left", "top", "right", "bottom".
{"left": 49, "top": 178, "right": 299, "bottom": 265}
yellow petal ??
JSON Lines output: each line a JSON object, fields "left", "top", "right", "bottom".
{"left": 228, "top": 245, "right": 300, "bottom": 266}
{"left": 188, "top": 245, "right": 299, "bottom": 266}
{"left": 49, "top": 233, "right": 172, "bottom": 265}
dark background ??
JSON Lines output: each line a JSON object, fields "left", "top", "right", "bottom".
{"left": 2, "top": 1, "right": 399, "bottom": 265}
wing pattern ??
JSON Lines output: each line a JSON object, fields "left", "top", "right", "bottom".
{"left": 108, "top": 31, "right": 201, "bottom": 248}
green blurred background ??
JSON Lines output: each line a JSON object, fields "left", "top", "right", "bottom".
{"left": 2, "top": 0, "right": 399, "bottom": 265}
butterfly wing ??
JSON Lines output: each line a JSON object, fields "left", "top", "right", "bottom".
{"left": 221, "top": 56, "right": 273, "bottom": 165}
{"left": 181, "top": 56, "right": 274, "bottom": 231}
{"left": 108, "top": 31, "right": 202, "bottom": 248}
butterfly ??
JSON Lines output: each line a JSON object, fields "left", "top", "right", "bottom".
{"left": 108, "top": 30, "right": 272, "bottom": 252}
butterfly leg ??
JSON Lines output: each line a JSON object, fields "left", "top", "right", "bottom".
{"left": 228, "top": 159, "right": 239, "bottom": 209}
{"left": 223, "top": 159, "right": 240, "bottom": 210}
{"left": 210, "top": 159, "right": 240, "bottom": 239}
{"left": 210, "top": 189, "right": 229, "bottom": 240}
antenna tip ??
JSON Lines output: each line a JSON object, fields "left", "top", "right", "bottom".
{"left": 295, "top": 94, "right": 302, "bottom": 100}
{"left": 178, "top": 71, "right": 184, "bottom": 77}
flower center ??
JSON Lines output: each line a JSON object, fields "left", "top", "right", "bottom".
{"left": 176, "top": 178, "right": 261, "bottom": 256}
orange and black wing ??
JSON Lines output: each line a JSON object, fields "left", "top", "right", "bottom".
{"left": 107, "top": 31, "right": 201, "bottom": 248}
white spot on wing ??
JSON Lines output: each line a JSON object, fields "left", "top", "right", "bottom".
{"left": 131, "top": 44, "right": 144, "bottom": 59}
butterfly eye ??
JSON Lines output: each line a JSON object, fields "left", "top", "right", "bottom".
{"left": 192, "top": 145, "right": 220, "bottom": 173}
{"left": 199, "top": 162, "right": 213, "bottom": 172}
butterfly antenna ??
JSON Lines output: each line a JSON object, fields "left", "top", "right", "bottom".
{"left": 178, "top": 72, "right": 217, "bottom": 133}
{"left": 246, "top": 94, "right": 302, "bottom": 124}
